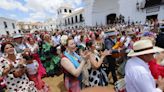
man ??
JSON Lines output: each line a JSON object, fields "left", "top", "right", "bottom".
{"left": 104, "top": 28, "right": 119, "bottom": 84}
{"left": 13, "top": 34, "right": 27, "bottom": 53}
{"left": 156, "top": 25, "right": 164, "bottom": 48}
{"left": 125, "top": 40, "right": 164, "bottom": 92}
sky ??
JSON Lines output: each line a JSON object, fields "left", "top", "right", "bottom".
{"left": 0, "top": 0, "right": 84, "bottom": 22}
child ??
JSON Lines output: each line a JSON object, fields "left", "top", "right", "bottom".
{"left": 22, "top": 51, "right": 50, "bottom": 92}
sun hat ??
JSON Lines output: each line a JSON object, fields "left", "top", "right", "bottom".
{"left": 12, "top": 34, "right": 23, "bottom": 39}
{"left": 128, "top": 40, "right": 164, "bottom": 57}
{"left": 105, "top": 28, "right": 119, "bottom": 37}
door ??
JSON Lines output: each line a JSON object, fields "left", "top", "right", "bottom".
{"left": 106, "top": 14, "right": 116, "bottom": 24}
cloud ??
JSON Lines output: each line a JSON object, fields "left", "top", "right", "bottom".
{"left": 0, "top": 0, "right": 28, "bottom": 12}
{"left": 23, "top": 0, "right": 83, "bottom": 21}
{"left": 0, "top": 0, "right": 83, "bottom": 22}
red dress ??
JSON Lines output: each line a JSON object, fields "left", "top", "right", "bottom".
{"left": 33, "top": 53, "right": 46, "bottom": 78}
{"left": 148, "top": 59, "right": 164, "bottom": 79}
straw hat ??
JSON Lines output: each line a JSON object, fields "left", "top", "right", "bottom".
{"left": 105, "top": 28, "right": 119, "bottom": 37}
{"left": 12, "top": 34, "right": 23, "bottom": 39}
{"left": 128, "top": 40, "right": 164, "bottom": 57}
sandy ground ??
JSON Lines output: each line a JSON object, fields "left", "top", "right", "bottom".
{"left": 43, "top": 74, "right": 115, "bottom": 92}
{"left": 43, "top": 75, "right": 67, "bottom": 92}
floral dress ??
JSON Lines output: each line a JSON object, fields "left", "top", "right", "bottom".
{"left": 39, "top": 42, "right": 60, "bottom": 76}
{"left": 0, "top": 54, "right": 38, "bottom": 92}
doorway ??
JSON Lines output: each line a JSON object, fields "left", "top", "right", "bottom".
{"left": 106, "top": 13, "right": 116, "bottom": 24}
{"left": 146, "top": 14, "right": 158, "bottom": 21}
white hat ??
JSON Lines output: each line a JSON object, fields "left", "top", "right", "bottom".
{"left": 128, "top": 40, "right": 164, "bottom": 57}
{"left": 13, "top": 34, "right": 23, "bottom": 39}
{"left": 105, "top": 28, "right": 119, "bottom": 36}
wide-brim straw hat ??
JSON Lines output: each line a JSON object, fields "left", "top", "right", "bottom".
{"left": 128, "top": 40, "right": 164, "bottom": 57}
{"left": 13, "top": 34, "right": 23, "bottom": 39}
{"left": 105, "top": 28, "right": 119, "bottom": 36}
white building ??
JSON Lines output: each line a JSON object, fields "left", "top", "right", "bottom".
{"left": 0, "top": 17, "right": 19, "bottom": 35}
{"left": 44, "top": 18, "right": 57, "bottom": 31}
{"left": 56, "top": 4, "right": 85, "bottom": 29}
{"left": 84, "top": 0, "right": 164, "bottom": 26}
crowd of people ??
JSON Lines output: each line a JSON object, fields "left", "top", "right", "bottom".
{"left": 0, "top": 21, "right": 164, "bottom": 92}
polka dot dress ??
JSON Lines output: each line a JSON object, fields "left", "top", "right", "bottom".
{"left": 88, "top": 53, "right": 109, "bottom": 87}
{"left": 0, "top": 55, "right": 38, "bottom": 92}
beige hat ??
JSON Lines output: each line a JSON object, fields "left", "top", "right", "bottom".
{"left": 105, "top": 28, "right": 119, "bottom": 36}
{"left": 128, "top": 40, "right": 164, "bottom": 57}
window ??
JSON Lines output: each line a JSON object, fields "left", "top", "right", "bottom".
{"left": 68, "top": 18, "right": 70, "bottom": 25}
{"left": 79, "top": 14, "right": 83, "bottom": 22}
{"left": 6, "top": 31, "right": 9, "bottom": 35}
{"left": 60, "top": 9, "right": 62, "bottom": 13}
{"left": 64, "top": 9, "right": 67, "bottom": 12}
{"left": 4, "top": 21, "right": 7, "bottom": 28}
{"left": 12, "top": 23, "right": 15, "bottom": 29}
{"left": 75, "top": 16, "right": 78, "bottom": 23}
{"left": 71, "top": 17, "right": 74, "bottom": 24}
{"left": 18, "top": 30, "right": 21, "bottom": 33}
{"left": 145, "top": 0, "right": 161, "bottom": 7}
{"left": 65, "top": 19, "right": 67, "bottom": 25}
{"left": 69, "top": 10, "right": 72, "bottom": 13}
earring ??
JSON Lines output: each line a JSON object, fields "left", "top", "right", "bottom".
{"left": 3, "top": 53, "right": 8, "bottom": 57}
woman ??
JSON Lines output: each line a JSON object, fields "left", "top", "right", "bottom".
{"left": 40, "top": 34, "right": 60, "bottom": 77}
{"left": 26, "top": 37, "right": 46, "bottom": 78}
{"left": 82, "top": 40, "right": 110, "bottom": 87}
{"left": 0, "top": 42, "right": 37, "bottom": 92}
{"left": 22, "top": 50, "right": 50, "bottom": 92}
{"left": 60, "top": 35, "right": 89, "bottom": 92}
{"left": 94, "top": 33, "right": 104, "bottom": 51}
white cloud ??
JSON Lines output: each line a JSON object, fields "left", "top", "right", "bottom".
{"left": 0, "top": 0, "right": 83, "bottom": 22}
{"left": 0, "top": 0, "right": 28, "bottom": 12}
{"left": 23, "top": 0, "right": 83, "bottom": 22}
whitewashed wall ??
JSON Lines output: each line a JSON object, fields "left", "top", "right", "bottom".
{"left": 92, "top": 0, "right": 119, "bottom": 26}
{"left": 119, "top": 0, "right": 146, "bottom": 23}
{"left": 0, "top": 17, "right": 18, "bottom": 35}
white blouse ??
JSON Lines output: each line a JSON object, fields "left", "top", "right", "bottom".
{"left": 26, "top": 60, "right": 39, "bottom": 75}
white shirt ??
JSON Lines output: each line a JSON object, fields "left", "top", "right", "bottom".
{"left": 26, "top": 60, "right": 39, "bottom": 75}
{"left": 74, "top": 35, "right": 81, "bottom": 45}
{"left": 125, "top": 57, "right": 162, "bottom": 92}
{"left": 52, "top": 35, "right": 61, "bottom": 45}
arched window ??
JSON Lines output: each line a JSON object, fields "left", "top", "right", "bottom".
{"left": 79, "top": 14, "right": 83, "bottom": 22}
{"left": 71, "top": 17, "right": 74, "bottom": 24}
{"left": 65, "top": 19, "right": 67, "bottom": 25}
{"left": 64, "top": 9, "right": 67, "bottom": 12}
{"left": 75, "top": 16, "right": 78, "bottom": 23}
{"left": 69, "top": 10, "right": 72, "bottom": 13}
{"left": 68, "top": 18, "right": 70, "bottom": 25}
{"left": 4, "top": 21, "right": 7, "bottom": 28}
{"left": 12, "top": 23, "right": 15, "bottom": 29}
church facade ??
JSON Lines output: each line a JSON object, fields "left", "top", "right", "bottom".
{"left": 84, "top": 0, "right": 164, "bottom": 26}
